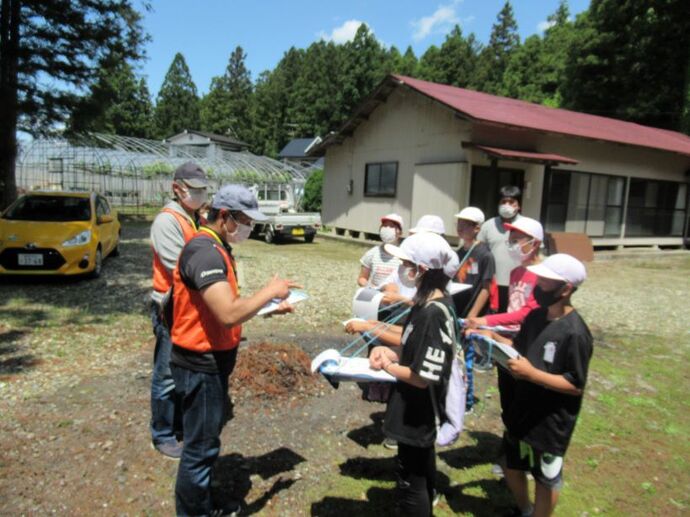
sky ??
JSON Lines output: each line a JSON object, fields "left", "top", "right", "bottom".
{"left": 139, "top": 0, "right": 591, "bottom": 97}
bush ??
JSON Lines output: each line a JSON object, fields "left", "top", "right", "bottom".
{"left": 301, "top": 169, "right": 323, "bottom": 212}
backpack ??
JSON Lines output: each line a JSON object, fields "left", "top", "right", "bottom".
{"left": 427, "top": 300, "right": 466, "bottom": 447}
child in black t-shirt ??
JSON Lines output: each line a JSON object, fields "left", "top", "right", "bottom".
{"left": 369, "top": 232, "right": 460, "bottom": 517}
{"left": 474, "top": 253, "right": 592, "bottom": 517}
{"left": 452, "top": 206, "right": 497, "bottom": 318}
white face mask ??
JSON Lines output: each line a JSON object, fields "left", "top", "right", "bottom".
{"left": 181, "top": 187, "right": 207, "bottom": 210}
{"left": 226, "top": 215, "right": 253, "bottom": 243}
{"left": 507, "top": 239, "right": 535, "bottom": 263}
{"left": 498, "top": 203, "right": 518, "bottom": 219}
{"left": 398, "top": 264, "right": 420, "bottom": 289}
{"left": 379, "top": 226, "right": 398, "bottom": 244}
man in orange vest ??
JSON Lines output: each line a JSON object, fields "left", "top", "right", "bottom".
{"left": 170, "top": 184, "right": 295, "bottom": 516}
{"left": 150, "top": 162, "right": 209, "bottom": 458}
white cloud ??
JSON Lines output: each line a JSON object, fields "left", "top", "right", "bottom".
{"left": 537, "top": 20, "right": 556, "bottom": 32}
{"left": 411, "top": 0, "right": 464, "bottom": 42}
{"left": 318, "top": 19, "right": 368, "bottom": 44}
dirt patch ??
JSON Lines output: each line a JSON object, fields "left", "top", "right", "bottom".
{"left": 231, "top": 342, "right": 321, "bottom": 401}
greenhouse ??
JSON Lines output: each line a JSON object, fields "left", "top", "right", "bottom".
{"left": 16, "top": 133, "right": 318, "bottom": 213}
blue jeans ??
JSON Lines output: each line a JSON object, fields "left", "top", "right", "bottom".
{"left": 150, "top": 302, "right": 181, "bottom": 445}
{"left": 171, "top": 350, "right": 237, "bottom": 516}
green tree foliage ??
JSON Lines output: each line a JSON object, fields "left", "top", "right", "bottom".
{"left": 251, "top": 47, "right": 305, "bottom": 157}
{"left": 473, "top": 1, "right": 520, "bottom": 93}
{"left": 338, "top": 24, "right": 389, "bottom": 123}
{"left": 200, "top": 46, "right": 253, "bottom": 143}
{"left": 391, "top": 46, "right": 418, "bottom": 77}
{"left": 418, "top": 25, "right": 480, "bottom": 87}
{"left": 288, "top": 40, "right": 345, "bottom": 137}
{"left": 501, "top": 1, "right": 576, "bottom": 107}
{"left": 561, "top": 0, "right": 690, "bottom": 131}
{"left": 68, "top": 56, "right": 154, "bottom": 138}
{"left": 154, "top": 52, "right": 200, "bottom": 138}
{"left": 301, "top": 169, "right": 323, "bottom": 212}
{"left": 0, "top": 0, "right": 147, "bottom": 210}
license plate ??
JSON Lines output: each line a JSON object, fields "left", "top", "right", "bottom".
{"left": 18, "top": 253, "right": 43, "bottom": 266}
{"left": 291, "top": 228, "right": 305, "bottom": 236}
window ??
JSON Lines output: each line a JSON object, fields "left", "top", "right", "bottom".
{"left": 364, "top": 162, "right": 398, "bottom": 197}
{"left": 96, "top": 196, "right": 110, "bottom": 218}
{"left": 626, "top": 179, "right": 687, "bottom": 237}
{"left": 469, "top": 165, "right": 524, "bottom": 219}
{"left": 543, "top": 170, "right": 624, "bottom": 237}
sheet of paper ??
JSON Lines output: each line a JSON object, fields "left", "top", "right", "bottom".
{"left": 446, "top": 282, "right": 472, "bottom": 296}
{"left": 257, "top": 289, "right": 309, "bottom": 316}
{"left": 311, "top": 348, "right": 396, "bottom": 383}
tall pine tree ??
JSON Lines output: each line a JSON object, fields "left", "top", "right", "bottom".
{"left": 200, "top": 46, "right": 253, "bottom": 142}
{"left": 418, "top": 25, "right": 479, "bottom": 88}
{"left": 154, "top": 53, "right": 200, "bottom": 138}
{"left": 69, "top": 56, "right": 154, "bottom": 138}
{"left": 0, "top": 0, "right": 147, "bottom": 210}
{"left": 562, "top": 0, "right": 690, "bottom": 131}
{"left": 473, "top": 1, "right": 520, "bottom": 94}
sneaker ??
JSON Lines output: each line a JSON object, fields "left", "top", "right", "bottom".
{"left": 502, "top": 506, "right": 533, "bottom": 517}
{"left": 152, "top": 440, "right": 183, "bottom": 459}
{"left": 382, "top": 437, "right": 398, "bottom": 450}
{"left": 432, "top": 489, "right": 441, "bottom": 507}
{"left": 491, "top": 463, "right": 504, "bottom": 477}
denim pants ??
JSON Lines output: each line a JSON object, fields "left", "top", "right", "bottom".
{"left": 171, "top": 350, "right": 237, "bottom": 517}
{"left": 150, "top": 302, "right": 180, "bottom": 445}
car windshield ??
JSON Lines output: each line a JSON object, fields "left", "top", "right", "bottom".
{"left": 3, "top": 195, "right": 92, "bottom": 222}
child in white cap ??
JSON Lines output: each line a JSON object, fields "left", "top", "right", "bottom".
{"left": 368, "top": 232, "right": 460, "bottom": 516}
{"left": 473, "top": 253, "right": 593, "bottom": 517}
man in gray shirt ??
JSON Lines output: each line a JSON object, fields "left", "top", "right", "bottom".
{"left": 477, "top": 185, "right": 523, "bottom": 312}
{"left": 150, "top": 162, "right": 209, "bottom": 458}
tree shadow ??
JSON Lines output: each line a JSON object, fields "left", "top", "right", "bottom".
{"left": 212, "top": 447, "right": 306, "bottom": 514}
{"left": 346, "top": 410, "right": 385, "bottom": 448}
{"left": 311, "top": 486, "right": 391, "bottom": 516}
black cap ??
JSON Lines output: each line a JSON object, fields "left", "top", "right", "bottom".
{"left": 173, "top": 162, "right": 208, "bottom": 188}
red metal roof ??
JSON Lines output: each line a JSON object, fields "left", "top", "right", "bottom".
{"left": 394, "top": 75, "right": 690, "bottom": 158}
{"left": 466, "top": 144, "right": 579, "bottom": 164}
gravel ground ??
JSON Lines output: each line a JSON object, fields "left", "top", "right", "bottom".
{"left": 1, "top": 223, "right": 689, "bottom": 515}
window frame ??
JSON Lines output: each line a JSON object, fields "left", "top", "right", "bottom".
{"left": 364, "top": 161, "right": 398, "bottom": 198}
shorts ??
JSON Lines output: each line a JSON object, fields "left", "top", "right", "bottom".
{"left": 503, "top": 432, "right": 564, "bottom": 490}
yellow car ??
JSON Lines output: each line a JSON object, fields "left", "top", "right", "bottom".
{"left": 0, "top": 191, "right": 121, "bottom": 277}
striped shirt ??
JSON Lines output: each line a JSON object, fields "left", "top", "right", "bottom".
{"left": 360, "top": 245, "right": 402, "bottom": 289}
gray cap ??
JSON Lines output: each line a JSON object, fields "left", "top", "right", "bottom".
{"left": 211, "top": 184, "right": 268, "bottom": 222}
{"left": 173, "top": 161, "right": 208, "bottom": 189}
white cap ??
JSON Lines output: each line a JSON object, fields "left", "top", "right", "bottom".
{"left": 454, "top": 206, "right": 485, "bottom": 225}
{"left": 504, "top": 216, "right": 544, "bottom": 242}
{"left": 410, "top": 215, "right": 445, "bottom": 235}
{"left": 381, "top": 213, "right": 404, "bottom": 230}
{"left": 384, "top": 232, "right": 460, "bottom": 279}
{"left": 527, "top": 253, "right": 587, "bottom": 287}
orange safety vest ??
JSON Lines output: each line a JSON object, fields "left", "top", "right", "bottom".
{"left": 152, "top": 208, "right": 198, "bottom": 294}
{"left": 170, "top": 229, "right": 242, "bottom": 353}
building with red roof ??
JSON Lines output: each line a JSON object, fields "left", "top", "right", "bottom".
{"left": 311, "top": 75, "right": 690, "bottom": 249}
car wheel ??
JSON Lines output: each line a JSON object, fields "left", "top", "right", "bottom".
{"left": 304, "top": 233, "right": 315, "bottom": 243}
{"left": 110, "top": 244, "right": 120, "bottom": 257}
{"left": 89, "top": 247, "right": 103, "bottom": 278}
{"left": 264, "top": 228, "right": 274, "bottom": 244}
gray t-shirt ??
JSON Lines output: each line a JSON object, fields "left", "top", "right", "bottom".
{"left": 477, "top": 214, "right": 522, "bottom": 287}
{"left": 150, "top": 200, "right": 196, "bottom": 303}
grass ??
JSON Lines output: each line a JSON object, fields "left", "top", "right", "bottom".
{"left": 1, "top": 225, "right": 689, "bottom": 515}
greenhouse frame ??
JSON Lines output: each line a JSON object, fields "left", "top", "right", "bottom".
{"left": 16, "top": 133, "right": 319, "bottom": 213}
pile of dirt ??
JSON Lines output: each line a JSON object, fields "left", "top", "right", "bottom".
{"left": 231, "top": 342, "right": 321, "bottom": 400}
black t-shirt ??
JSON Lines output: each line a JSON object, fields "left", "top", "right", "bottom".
{"left": 170, "top": 231, "right": 237, "bottom": 375}
{"left": 452, "top": 242, "right": 496, "bottom": 317}
{"left": 502, "top": 308, "right": 593, "bottom": 455}
{"left": 384, "top": 296, "right": 455, "bottom": 448}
